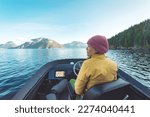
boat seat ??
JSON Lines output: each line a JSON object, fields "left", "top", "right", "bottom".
{"left": 46, "top": 94, "right": 57, "bottom": 100}
{"left": 46, "top": 79, "right": 71, "bottom": 100}
{"left": 83, "top": 78, "right": 130, "bottom": 100}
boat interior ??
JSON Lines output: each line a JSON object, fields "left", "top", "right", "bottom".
{"left": 12, "top": 59, "right": 150, "bottom": 100}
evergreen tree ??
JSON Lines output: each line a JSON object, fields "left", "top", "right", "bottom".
{"left": 109, "top": 19, "right": 150, "bottom": 49}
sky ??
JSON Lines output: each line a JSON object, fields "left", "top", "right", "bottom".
{"left": 0, "top": 0, "right": 150, "bottom": 45}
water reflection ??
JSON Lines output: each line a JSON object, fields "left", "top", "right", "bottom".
{"left": 107, "top": 50, "right": 150, "bottom": 87}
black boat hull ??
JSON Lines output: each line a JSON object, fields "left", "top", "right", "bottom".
{"left": 12, "top": 59, "right": 150, "bottom": 100}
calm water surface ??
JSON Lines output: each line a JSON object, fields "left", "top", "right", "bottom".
{"left": 0, "top": 49, "right": 150, "bottom": 99}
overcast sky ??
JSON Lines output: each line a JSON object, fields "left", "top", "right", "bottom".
{"left": 0, "top": 0, "right": 150, "bottom": 44}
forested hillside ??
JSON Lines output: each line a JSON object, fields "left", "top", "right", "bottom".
{"left": 108, "top": 19, "right": 150, "bottom": 49}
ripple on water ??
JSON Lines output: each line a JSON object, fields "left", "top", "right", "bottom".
{"left": 0, "top": 49, "right": 150, "bottom": 99}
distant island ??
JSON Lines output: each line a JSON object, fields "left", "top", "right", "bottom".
{"left": 108, "top": 19, "right": 150, "bottom": 49}
{"left": 0, "top": 41, "right": 17, "bottom": 48}
{"left": 0, "top": 38, "right": 87, "bottom": 49}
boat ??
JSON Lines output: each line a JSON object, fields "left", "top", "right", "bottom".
{"left": 12, "top": 59, "right": 150, "bottom": 100}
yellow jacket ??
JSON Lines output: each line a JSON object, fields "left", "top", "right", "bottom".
{"left": 75, "top": 54, "right": 118, "bottom": 95}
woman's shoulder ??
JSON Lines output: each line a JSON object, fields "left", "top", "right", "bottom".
{"left": 105, "top": 58, "right": 118, "bottom": 68}
{"left": 83, "top": 58, "right": 93, "bottom": 64}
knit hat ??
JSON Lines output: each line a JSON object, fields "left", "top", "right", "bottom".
{"left": 87, "top": 35, "right": 109, "bottom": 54}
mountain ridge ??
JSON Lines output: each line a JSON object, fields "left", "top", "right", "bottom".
{"left": 0, "top": 38, "right": 86, "bottom": 49}
{"left": 14, "top": 38, "right": 63, "bottom": 49}
{"left": 63, "top": 41, "right": 86, "bottom": 48}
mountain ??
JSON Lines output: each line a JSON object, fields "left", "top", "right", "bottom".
{"left": 63, "top": 41, "right": 86, "bottom": 48}
{"left": 0, "top": 41, "right": 17, "bottom": 48}
{"left": 14, "top": 38, "right": 63, "bottom": 49}
{"left": 108, "top": 19, "right": 150, "bottom": 49}
{"left": 0, "top": 38, "right": 87, "bottom": 49}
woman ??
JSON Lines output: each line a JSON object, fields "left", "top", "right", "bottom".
{"left": 75, "top": 35, "right": 118, "bottom": 95}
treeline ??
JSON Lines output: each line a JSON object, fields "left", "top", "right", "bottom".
{"left": 108, "top": 19, "right": 150, "bottom": 49}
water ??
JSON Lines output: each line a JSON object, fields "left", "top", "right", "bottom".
{"left": 0, "top": 49, "right": 150, "bottom": 99}
{"left": 107, "top": 50, "right": 150, "bottom": 86}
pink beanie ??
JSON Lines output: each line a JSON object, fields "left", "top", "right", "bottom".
{"left": 87, "top": 35, "right": 109, "bottom": 54}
